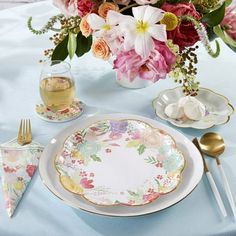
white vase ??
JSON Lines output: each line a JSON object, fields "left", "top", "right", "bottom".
{"left": 116, "top": 73, "right": 154, "bottom": 89}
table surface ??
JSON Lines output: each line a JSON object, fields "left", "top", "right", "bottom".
{"left": 0, "top": 2, "right": 236, "bottom": 236}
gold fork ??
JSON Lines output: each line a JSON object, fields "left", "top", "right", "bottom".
{"left": 17, "top": 119, "right": 32, "bottom": 145}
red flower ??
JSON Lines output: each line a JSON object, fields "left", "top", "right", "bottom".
{"left": 162, "top": 3, "right": 201, "bottom": 49}
{"left": 61, "top": 108, "right": 69, "bottom": 114}
{"left": 3, "top": 166, "right": 16, "bottom": 173}
{"left": 26, "top": 165, "right": 36, "bottom": 177}
{"left": 77, "top": 0, "right": 102, "bottom": 17}
{"left": 80, "top": 177, "right": 94, "bottom": 188}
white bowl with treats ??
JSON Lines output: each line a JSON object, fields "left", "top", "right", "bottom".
{"left": 152, "top": 87, "right": 234, "bottom": 129}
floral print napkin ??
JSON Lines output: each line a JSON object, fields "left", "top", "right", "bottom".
{"left": 0, "top": 139, "right": 43, "bottom": 217}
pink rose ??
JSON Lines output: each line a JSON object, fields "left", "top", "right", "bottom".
{"left": 162, "top": 3, "right": 201, "bottom": 49}
{"left": 221, "top": 6, "right": 236, "bottom": 41}
{"left": 80, "top": 177, "right": 94, "bottom": 188}
{"left": 53, "top": 0, "right": 78, "bottom": 17}
{"left": 26, "top": 165, "right": 36, "bottom": 177}
{"left": 114, "top": 40, "right": 176, "bottom": 82}
{"left": 135, "top": 0, "right": 158, "bottom": 5}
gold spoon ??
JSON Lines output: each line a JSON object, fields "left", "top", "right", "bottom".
{"left": 192, "top": 138, "right": 227, "bottom": 218}
{"left": 200, "top": 132, "right": 236, "bottom": 220}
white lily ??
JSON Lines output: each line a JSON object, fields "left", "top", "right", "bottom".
{"left": 120, "top": 5, "right": 167, "bottom": 59}
{"left": 87, "top": 11, "right": 122, "bottom": 38}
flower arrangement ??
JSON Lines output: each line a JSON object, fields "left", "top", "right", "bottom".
{"left": 28, "top": 0, "right": 236, "bottom": 95}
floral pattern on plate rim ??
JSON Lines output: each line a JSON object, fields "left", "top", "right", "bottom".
{"left": 55, "top": 119, "right": 185, "bottom": 206}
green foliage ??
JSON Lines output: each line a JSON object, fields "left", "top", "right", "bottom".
{"left": 214, "top": 25, "right": 236, "bottom": 48}
{"left": 90, "top": 154, "right": 102, "bottom": 162}
{"left": 202, "top": 2, "right": 225, "bottom": 27}
{"left": 51, "top": 34, "right": 69, "bottom": 61}
{"left": 76, "top": 32, "right": 92, "bottom": 57}
{"left": 68, "top": 32, "right": 77, "bottom": 59}
{"left": 138, "top": 144, "right": 146, "bottom": 155}
{"left": 27, "top": 14, "right": 63, "bottom": 35}
{"left": 207, "top": 26, "right": 218, "bottom": 41}
{"left": 145, "top": 156, "right": 158, "bottom": 165}
{"left": 225, "top": 0, "right": 232, "bottom": 7}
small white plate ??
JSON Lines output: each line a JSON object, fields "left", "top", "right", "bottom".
{"left": 39, "top": 113, "right": 203, "bottom": 217}
{"left": 153, "top": 87, "right": 234, "bottom": 129}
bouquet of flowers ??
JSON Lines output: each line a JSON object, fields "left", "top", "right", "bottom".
{"left": 28, "top": 0, "right": 236, "bottom": 94}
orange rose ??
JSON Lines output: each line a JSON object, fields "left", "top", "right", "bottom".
{"left": 79, "top": 15, "right": 92, "bottom": 38}
{"left": 92, "top": 38, "right": 110, "bottom": 60}
{"left": 98, "top": 2, "right": 119, "bottom": 19}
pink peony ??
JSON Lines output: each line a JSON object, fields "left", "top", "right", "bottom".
{"left": 113, "top": 40, "right": 176, "bottom": 82}
{"left": 162, "top": 3, "right": 201, "bottom": 49}
{"left": 221, "top": 6, "right": 236, "bottom": 41}
{"left": 53, "top": 0, "right": 78, "bottom": 17}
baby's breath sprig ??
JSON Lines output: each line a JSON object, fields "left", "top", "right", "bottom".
{"left": 181, "top": 15, "right": 220, "bottom": 58}
{"left": 27, "top": 14, "right": 64, "bottom": 35}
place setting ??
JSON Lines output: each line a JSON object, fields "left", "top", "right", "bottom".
{"left": 0, "top": 0, "right": 236, "bottom": 235}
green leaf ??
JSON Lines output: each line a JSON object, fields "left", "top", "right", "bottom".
{"left": 51, "top": 34, "right": 69, "bottom": 61}
{"left": 127, "top": 190, "right": 139, "bottom": 197}
{"left": 202, "top": 2, "right": 225, "bottom": 27}
{"left": 90, "top": 154, "right": 101, "bottom": 162}
{"left": 225, "top": 0, "right": 232, "bottom": 7}
{"left": 228, "top": 44, "right": 236, "bottom": 52}
{"left": 145, "top": 156, "right": 158, "bottom": 164}
{"left": 207, "top": 26, "right": 218, "bottom": 41}
{"left": 213, "top": 25, "right": 236, "bottom": 47}
{"left": 138, "top": 144, "right": 146, "bottom": 155}
{"left": 67, "top": 32, "right": 77, "bottom": 59}
{"left": 75, "top": 32, "right": 92, "bottom": 58}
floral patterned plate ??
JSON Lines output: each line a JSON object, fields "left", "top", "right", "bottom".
{"left": 55, "top": 119, "right": 185, "bottom": 206}
{"left": 35, "top": 99, "right": 84, "bottom": 123}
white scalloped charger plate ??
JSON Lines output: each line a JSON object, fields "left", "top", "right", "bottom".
{"left": 39, "top": 114, "right": 203, "bottom": 217}
{"left": 153, "top": 87, "right": 234, "bottom": 129}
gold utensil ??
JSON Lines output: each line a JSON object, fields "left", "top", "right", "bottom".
{"left": 17, "top": 119, "right": 32, "bottom": 145}
{"left": 200, "top": 132, "right": 236, "bottom": 220}
{"left": 192, "top": 138, "right": 227, "bottom": 218}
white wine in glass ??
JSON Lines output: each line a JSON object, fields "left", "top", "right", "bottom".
{"left": 40, "top": 61, "right": 76, "bottom": 111}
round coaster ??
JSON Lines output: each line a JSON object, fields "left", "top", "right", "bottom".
{"left": 35, "top": 99, "right": 84, "bottom": 123}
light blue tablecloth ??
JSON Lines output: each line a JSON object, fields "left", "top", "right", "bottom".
{"left": 0, "top": 2, "right": 236, "bottom": 235}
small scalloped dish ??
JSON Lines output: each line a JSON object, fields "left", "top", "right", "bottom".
{"left": 55, "top": 119, "right": 185, "bottom": 206}
{"left": 153, "top": 87, "right": 234, "bottom": 129}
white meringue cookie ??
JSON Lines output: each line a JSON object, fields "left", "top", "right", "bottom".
{"left": 164, "top": 103, "right": 185, "bottom": 119}
{"left": 183, "top": 100, "right": 205, "bottom": 121}
{"left": 178, "top": 96, "right": 200, "bottom": 107}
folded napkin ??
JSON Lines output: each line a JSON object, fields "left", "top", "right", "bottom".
{"left": 0, "top": 139, "right": 43, "bottom": 217}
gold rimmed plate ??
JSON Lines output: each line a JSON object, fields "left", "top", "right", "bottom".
{"left": 55, "top": 119, "right": 185, "bottom": 206}
{"left": 152, "top": 87, "right": 234, "bottom": 129}
{"left": 39, "top": 113, "right": 203, "bottom": 217}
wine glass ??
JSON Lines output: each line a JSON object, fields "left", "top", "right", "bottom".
{"left": 39, "top": 60, "right": 76, "bottom": 111}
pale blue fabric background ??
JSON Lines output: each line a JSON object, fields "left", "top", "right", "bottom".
{"left": 0, "top": 2, "right": 236, "bottom": 235}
